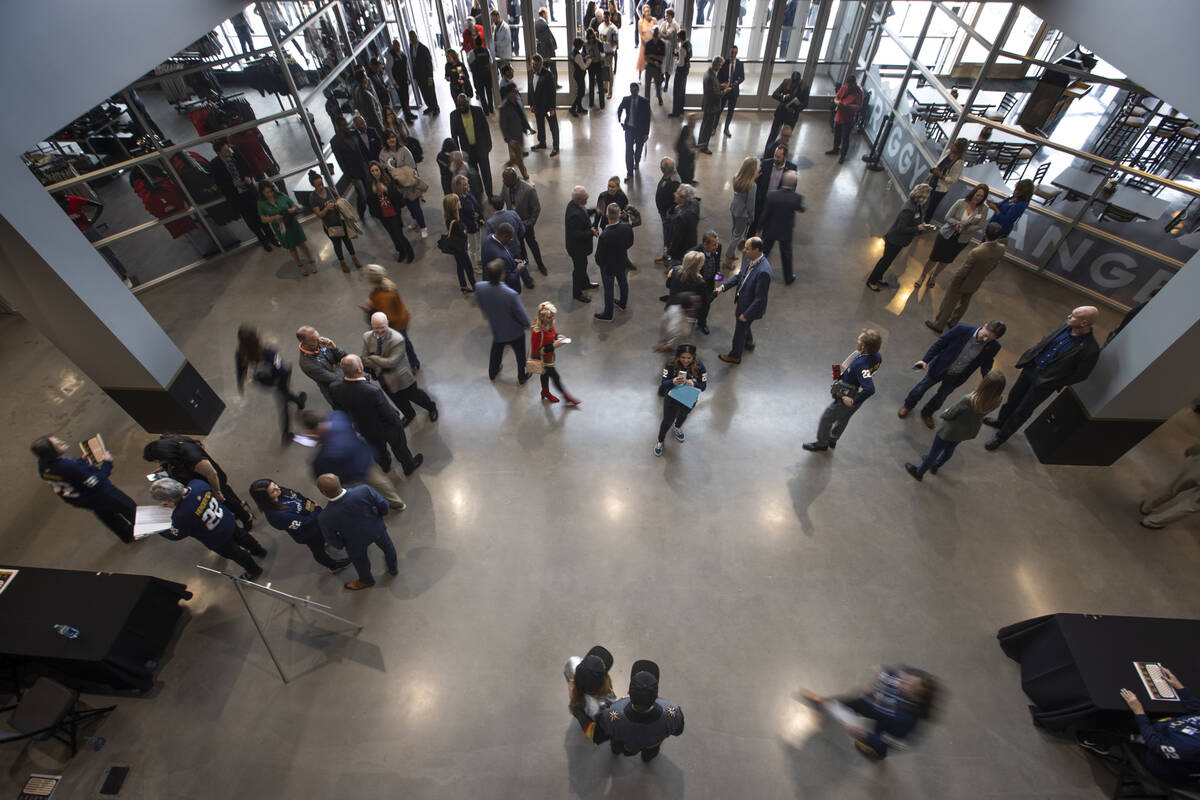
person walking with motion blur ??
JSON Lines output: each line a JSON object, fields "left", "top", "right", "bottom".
{"left": 799, "top": 666, "right": 940, "bottom": 760}
{"left": 235, "top": 325, "right": 308, "bottom": 445}
{"left": 531, "top": 302, "right": 582, "bottom": 405}
{"left": 904, "top": 371, "right": 1006, "bottom": 481}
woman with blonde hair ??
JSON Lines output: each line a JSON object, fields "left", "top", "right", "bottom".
{"left": 905, "top": 370, "right": 1006, "bottom": 480}
{"left": 915, "top": 183, "right": 989, "bottom": 289}
{"left": 865, "top": 183, "right": 935, "bottom": 291}
{"left": 530, "top": 301, "right": 581, "bottom": 405}
{"left": 442, "top": 194, "right": 474, "bottom": 292}
{"left": 730, "top": 156, "right": 760, "bottom": 243}
{"left": 362, "top": 264, "right": 420, "bottom": 370}
{"left": 666, "top": 249, "right": 705, "bottom": 305}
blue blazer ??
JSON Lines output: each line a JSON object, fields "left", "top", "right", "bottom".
{"left": 725, "top": 257, "right": 772, "bottom": 321}
{"left": 474, "top": 280, "right": 531, "bottom": 342}
{"left": 318, "top": 485, "right": 390, "bottom": 551}
{"left": 481, "top": 234, "right": 521, "bottom": 293}
{"left": 922, "top": 324, "right": 1000, "bottom": 380}
{"left": 617, "top": 95, "right": 651, "bottom": 139}
{"left": 353, "top": 126, "right": 384, "bottom": 165}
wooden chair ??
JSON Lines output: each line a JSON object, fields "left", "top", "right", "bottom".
{"left": 1031, "top": 161, "right": 1061, "bottom": 205}
{"left": 985, "top": 92, "right": 1018, "bottom": 123}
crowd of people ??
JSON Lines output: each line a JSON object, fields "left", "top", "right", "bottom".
{"left": 27, "top": 8, "right": 1200, "bottom": 786}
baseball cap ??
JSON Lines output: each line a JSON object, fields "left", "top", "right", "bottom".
{"left": 629, "top": 659, "right": 660, "bottom": 707}
{"left": 573, "top": 645, "right": 614, "bottom": 694}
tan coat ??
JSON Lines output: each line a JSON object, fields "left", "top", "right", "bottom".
{"left": 951, "top": 240, "right": 1006, "bottom": 294}
{"left": 361, "top": 328, "right": 415, "bottom": 393}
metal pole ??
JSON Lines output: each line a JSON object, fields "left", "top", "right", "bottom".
{"left": 121, "top": 91, "right": 232, "bottom": 256}
{"left": 800, "top": 0, "right": 834, "bottom": 93}
{"left": 234, "top": 579, "right": 290, "bottom": 684}
{"left": 262, "top": 1, "right": 337, "bottom": 189}
{"left": 942, "top": 3, "right": 1019, "bottom": 148}
{"left": 863, "top": 113, "right": 893, "bottom": 171}
{"left": 889, "top": 3, "right": 937, "bottom": 114}
{"left": 862, "top": 3, "right": 934, "bottom": 170}
{"left": 839, "top": 0, "right": 874, "bottom": 87}
{"left": 754, "top": 0, "right": 785, "bottom": 110}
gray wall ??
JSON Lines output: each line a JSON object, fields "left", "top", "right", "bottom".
{"left": 0, "top": 0, "right": 245, "bottom": 387}
{"left": 1022, "top": 0, "right": 1200, "bottom": 121}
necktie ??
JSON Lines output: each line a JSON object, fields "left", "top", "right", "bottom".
{"left": 509, "top": 186, "right": 517, "bottom": 208}
{"left": 376, "top": 337, "right": 384, "bottom": 355}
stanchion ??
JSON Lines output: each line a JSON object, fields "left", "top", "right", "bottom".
{"left": 862, "top": 112, "right": 895, "bottom": 173}
{"left": 197, "top": 565, "right": 364, "bottom": 684}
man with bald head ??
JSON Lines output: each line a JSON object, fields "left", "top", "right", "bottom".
{"left": 329, "top": 354, "right": 424, "bottom": 476}
{"left": 297, "top": 325, "right": 347, "bottom": 408}
{"left": 316, "top": 473, "right": 398, "bottom": 590}
{"left": 984, "top": 306, "right": 1101, "bottom": 450}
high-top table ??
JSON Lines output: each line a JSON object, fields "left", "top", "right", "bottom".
{"left": 0, "top": 565, "right": 191, "bottom": 692}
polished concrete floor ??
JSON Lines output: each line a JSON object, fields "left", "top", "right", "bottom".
{"left": 4, "top": 90, "right": 1200, "bottom": 799}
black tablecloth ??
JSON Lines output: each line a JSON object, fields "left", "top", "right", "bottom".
{"left": 0, "top": 565, "right": 191, "bottom": 692}
{"left": 998, "top": 613, "right": 1200, "bottom": 731}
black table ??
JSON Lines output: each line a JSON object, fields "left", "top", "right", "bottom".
{"left": 0, "top": 565, "right": 191, "bottom": 693}
{"left": 998, "top": 613, "right": 1200, "bottom": 731}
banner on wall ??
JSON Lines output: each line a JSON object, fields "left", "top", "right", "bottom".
{"left": 862, "top": 91, "right": 1177, "bottom": 309}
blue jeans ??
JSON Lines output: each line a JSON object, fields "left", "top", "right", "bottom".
{"left": 347, "top": 532, "right": 398, "bottom": 584}
{"left": 903, "top": 371, "right": 969, "bottom": 418}
{"left": 600, "top": 266, "right": 628, "bottom": 316}
{"left": 915, "top": 435, "right": 959, "bottom": 476}
{"left": 660, "top": 214, "right": 670, "bottom": 254}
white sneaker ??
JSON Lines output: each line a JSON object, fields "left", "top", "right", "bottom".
{"left": 673, "top": 427, "right": 685, "bottom": 442}
{"left": 420, "top": 228, "right": 429, "bottom": 239}
{"left": 653, "top": 441, "right": 663, "bottom": 457}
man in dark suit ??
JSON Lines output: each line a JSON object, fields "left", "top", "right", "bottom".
{"left": 329, "top": 355, "right": 423, "bottom": 476}
{"left": 535, "top": 8, "right": 558, "bottom": 82}
{"left": 316, "top": 473, "right": 398, "bottom": 590}
{"left": 481, "top": 223, "right": 523, "bottom": 293}
{"left": 689, "top": 231, "right": 722, "bottom": 334}
{"left": 528, "top": 54, "right": 559, "bottom": 155}
{"left": 616, "top": 82, "right": 651, "bottom": 181}
{"left": 593, "top": 203, "right": 635, "bottom": 321}
{"left": 211, "top": 140, "right": 274, "bottom": 250}
{"left": 667, "top": 183, "right": 700, "bottom": 263}
{"left": 717, "top": 237, "right": 772, "bottom": 364}
{"left": 717, "top": 46, "right": 745, "bottom": 136}
{"left": 498, "top": 83, "right": 531, "bottom": 181}
{"left": 331, "top": 116, "right": 370, "bottom": 217}
{"left": 450, "top": 93, "right": 495, "bottom": 198}
{"left": 753, "top": 146, "right": 797, "bottom": 231}
{"left": 900, "top": 321, "right": 1005, "bottom": 428}
{"left": 351, "top": 114, "right": 383, "bottom": 165}
{"left": 408, "top": 31, "right": 439, "bottom": 113}
{"left": 565, "top": 185, "right": 599, "bottom": 303}
{"left": 757, "top": 170, "right": 806, "bottom": 285}
{"left": 762, "top": 124, "right": 795, "bottom": 161}
{"left": 503, "top": 167, "right": 548, "bottom": 275}
{"left": 475, "top": 259, "right": 532, "bottom": 381}
{"left": 697, "top": 57, "right": 727, "bottom": 153}
{"left": 984, "top": 306, "right": 1101, "bottom": 450}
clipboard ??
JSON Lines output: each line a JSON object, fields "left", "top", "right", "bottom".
{"left": 667, "top": 384, "right": 701, "bottom": 409}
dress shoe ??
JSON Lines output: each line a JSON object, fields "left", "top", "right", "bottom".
{"left": 838, "top": 157, "right": 846, "bottom": 164}
{"left": 537, "top": 264, "right": 548, "bottom": 275}
{"left": 1140, "top": 519, "right": 1165, "bottom": 530}
{"left": 929, "top": 466, "right": 939, "bottom": 475}
{"left": 296, "top": 391, "right": 307, "bottom": 410}
{"left": 550, "top": 149, "right": 559, "bottom": 157}
{"left": 402, "top": 453, "right": 424, "bottom": 476}
{"left": 344, "top": 579, "right": 375, "bottom": 590}
{"left": 387, "top": 565, "right": 399, "bottom": 576}
{"left": 614, "top": 300, "right": 627, "bottom": 311}
{"left": 802, "top": 442, "right": 828, "bottom": 452}
{"left": 866, "top": 282, "right": 881, "bottom": 292}
{"left": 922, "top": 415, "right": 935, "bottom": 429}
{"left": 574, "top": 293, "right": 592, "bottom": 303}
{"left": 924, "top": 320, "right": 943, "bottom": 334}
{"left": 825, "top": 149, "right": 839, "bottom": 155}
{"left": 429, "top": 406, "right": 439, "bottom": 422}
{"left": 699, "top": 147, "right": 713, "bottom": 154}
{"left": 984, "top": 437, "right": 1004, "bottom": 451}
{"left": 723, "top": 129, "right": 731, "bottom": 137}
{"left": 241, "top": 570, "right": 263, "bottom": 581}
{"left": 699, "top": 324, "right": 710, "bottom": 335}
{"left": 593, "top": 312, "right": 613, "bottom": 321}
{"left": 744, "top": 342, "right": 756, "bottom": 351}
{"left": 982, "top": 416, "right": 1001, "bottom": 428}
{"left": 718, "top": 353, "right": 741, "bottom": 364}
{"left": 784, "top": 277, "right": 795, "bottom": 286}
{"left": 329, "top": 559, "right": 352, "bottom": 574}
{"left": 904, "top": 463, "right": 922, "bottom": 481}
{"left": 897, "top": 407, "right": 909, "bottom": 418}
{"left": 587, "top": 281, "right": 600, "bottom": 290}
{"left": 401, "top": 416, "right": 414, "bottom": 428}
{"left": 532, "top": 143, "right": 547, "bottom": 150}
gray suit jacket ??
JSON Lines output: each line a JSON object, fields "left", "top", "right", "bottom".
{"left": 950, "top": 240, "right": 1006, "bottom": 294}
{"left": 507, "top": 180, "right": 541, "bottom": 227}
{"left": 535, "top": 17, "right": 557, "bottom": 58}
{"left": 361, "top": 328, "right": 415, "bottom": 393}
{"left": 935, "top": 395, "right": 987, "bottom": 443}
{"left": 299, "top": 343, "right": 347, "bottom": 404}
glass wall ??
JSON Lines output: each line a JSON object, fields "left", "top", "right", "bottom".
{"left": 23, "top": 1, "right": 416, "bottom": 290}
{"left": 859, "top": 0, "right": 1197, "bottom": 309}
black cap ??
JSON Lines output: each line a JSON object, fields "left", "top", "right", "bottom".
{"left": 675, "top": 343, "right": 697, "bottom": 356}
{"left": 574, "top": 645, "right": 613, "bottom": 693}
{"left": 629, "top": 659, "right": 660, "bottom": 707}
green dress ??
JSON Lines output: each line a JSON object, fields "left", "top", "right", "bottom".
{"left": 257, "top": 193, "right": 307, "bottom": 249}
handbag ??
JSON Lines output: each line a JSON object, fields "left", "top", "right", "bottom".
{"left": 326, "top": 224, "right": 346, "bottom": 238}
{"left": 830, "top": 380, "right": 859, "bottom": 402}
{"left": 525, "top": 358, "right": 546, "bottom": 375}
{"left": 436, "top": 234, "right": 457, "bottom": 254}
{"left": 625, "top": 203, "right": 643, "bottom": 227}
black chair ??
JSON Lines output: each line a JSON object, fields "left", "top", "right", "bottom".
{"left": 994, "top": 141, "right": 1037, "bottom": 179}
{"left": 1107, "top": 742, "right": 1200, "bottom": 799}
{"left": 0, "top": 678, "right": 116, "bottom": 757}
{"left": 1031, "top": 161, "right": 1061, "bottom": 205}
{"left": 985, "top": 92, "right": 1018, "bottom": 123}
